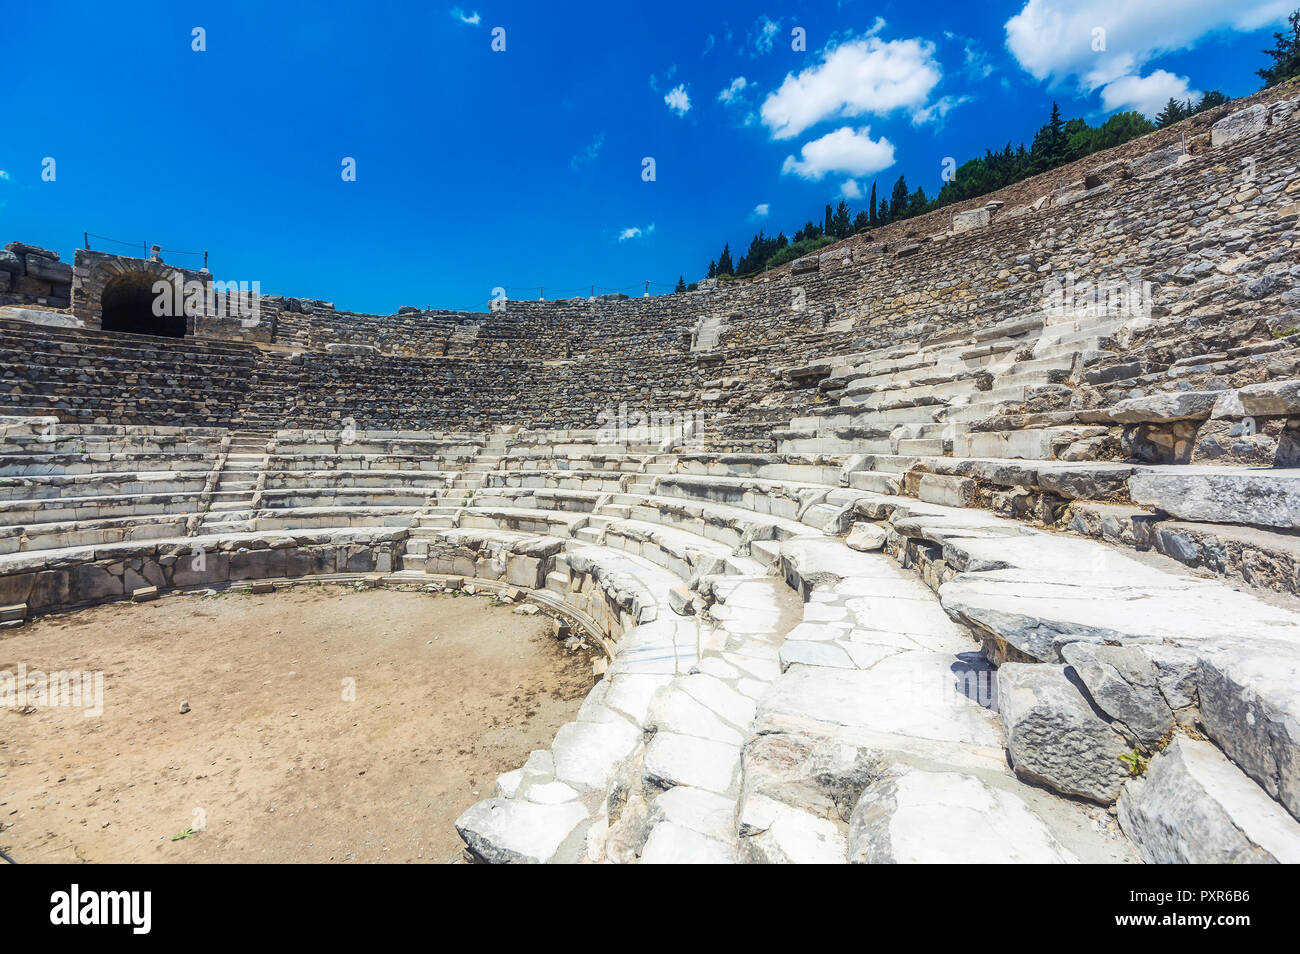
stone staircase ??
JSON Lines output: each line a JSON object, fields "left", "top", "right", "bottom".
{"left": 197, "top": 430, "right": 271, "bottom": 533}
{"left": 691, "top": 312, "right": 726, "bottom": 352}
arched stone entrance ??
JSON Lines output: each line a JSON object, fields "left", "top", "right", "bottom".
{"left": 99, "top": 271, "right": 186, "bottom": 337}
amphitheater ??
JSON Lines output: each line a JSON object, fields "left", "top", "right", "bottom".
{"left": 3, "top": 89, "right": 1300, "bottom": 864}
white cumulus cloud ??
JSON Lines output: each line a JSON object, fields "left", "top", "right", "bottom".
{"left": 760, "top": 36, "right": 943, "bottom": 139}
{"left": 1100, "top": 70, "right": 1201, "bottom": 117}
{"left": 664, "top": 84, "right": 692, "bottom": 116}
{"left": 450, "top": 7, "right": 480, "bottom": 26}
{"left": 780, "top": 126, "right": 896, "bottom": 181}
{"left": 1005, "top": 0, "right": 1291, "bottom": 91}
{"left": 752, "top": 203, "right": 771, "bottom": 217}
{"left": 840, "top": 179, "right": 863, "bottom": 200}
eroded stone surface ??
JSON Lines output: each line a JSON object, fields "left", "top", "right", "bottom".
{"left": 455, "top": 798, "right": 589, "bottom": 864}
{"left": 997, "top": 663, "right": 1131, "bottom": 804}
{"left": 849, "top": 767, "right": 1078, "bottom": 864}
{"left": 1118, "top": 737, "right": 1300, "bottom": 864}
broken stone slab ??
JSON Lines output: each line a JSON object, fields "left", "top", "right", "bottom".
{"left": 738, "top": 792, "right": 848, "bottom": 863}
{"left": 551, "top": 719, "right": 643, "bottom": 791}
{"left": 639, "top": 821, "right": 738, "bottom": 863}
{"left": 1035, "top": 463, "right": 1137, "bottom": 500}
{"left": 931, "top": 528, "right": 1169, "bottom": 578}
{"left": 845, "top": 521, "right": 886, "bottom": 552}
{"left": 756, "top": 655, "right": 1004, "bottom": 769}
{"left": 677, "top": 673, "right": 756, "bottom": 728}
{"left": 1108, "top": 390, "right": 1224, "bottom": 423}
{"left": 668, "top": 582, "right": 695, "bottom": 616}
{"left": 1213, "top": 379, "right": 1300, "bottom": 418}
{"left": 741, "top": 730, "right": 882, "bottom": 822}
{"left": 1128, "top": 142, "right": 1190, "bottom": 178}
{"left": 1118, "top": 736, "right": 1300, "bottom": 864}
{"left": 915, "top": 473, "right": 976, "bottom": 508}
{"left": 646, "top": 684, "right": 745, "bottom": 745}
{"left": 1211, "top": 103, "right": 1269, "bottom": 147}
{"left": 455, "top": 797, "right": 589, "bottom": 863}
{"left": 1197, "top": 642, "right": 1300, "bottom": 821}
{"left": 643, "top": 731, "right": 741, "bottom": 794}
{"left": 0, "top": 306, "right": 85, "bottom": 328}
{"left": 1059, "top": 642, "right": 1174, "bottom": 750}
{"left": 600, "top": 672, "right": 673, "bottom": 724}
{"left": 1066, "top": 501, "right": 1157, "bottom": 548}
{"left": 1128, "top": 468, "right": 1300, "bottom": 530}
{"left": 648, "top": 785, "right": 737, "bottom": 843}
{"left": 940, "top": 566, "right": 1300, "bottom": 664}
{"left": 951, "top": 208, "right": 991, "bottom": 233}
{"left": 848, "top": 766, "right": 1078, "bottom": 863}
{"left": 778, "top": 640, "right": 856, "bottom": 671}
{"left": 997, "top": 663, "right": 1132, "bottom": 804}
{"left": 779, "top": 538, "right": 899, "bottom": 596}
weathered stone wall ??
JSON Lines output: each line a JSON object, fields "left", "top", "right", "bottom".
{"left": 1, "top": 88, "right": 1298, "bottom": 435}
{"left": 0, "top": 241, "right": 72, "bottom": 309}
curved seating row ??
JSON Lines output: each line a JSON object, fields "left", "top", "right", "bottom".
{"left": 2, "top": 419, "right": 1299, "bottom": 865}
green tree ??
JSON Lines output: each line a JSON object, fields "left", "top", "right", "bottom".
{"left": 832, "top": 200, "right": 852, "bottom": 238}
{"left": 717, "top": 243, "right": 734, "bottom": 276}
{"left": 793, "top": 220, "right": 822, "bottom": 242}
{"left": 888, "top": 175, "right": 910, "bottom": 221}
{"left": 868, "top": 181, "right": 878, "bottom": 226}
{"left": 907, "top": 186, "right": 930, "bottom": 218}
{"left": 823, "top": 204, "right": 833, "bottom": 237}
{"left": 734, "top": 230, "right": 789, "bottom": 276}
{"left": 1195, "top": 90, "right": 1229, "bottom": 112}
{"left": 674, "top": 275, "right": 686, "bottom": 293}
{"left": 1030, "top": 101, "right": 1068, "bottom": 172}
{"left": 1259, "top": 9, "right": 1300, "bottom": 87}
{"left": 1091, "top": 111, "right": 1156, "bottom": 150}
{"left": 1155, "top": 97, "right": 1190, "bottom": 128}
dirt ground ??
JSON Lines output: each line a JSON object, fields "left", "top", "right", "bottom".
{"left": 0, "top": 585, "right": 597, "bottom": 864}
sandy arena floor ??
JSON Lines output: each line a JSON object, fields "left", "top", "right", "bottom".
{"left": 0, "top": 585, "right": 597, "bottom": 863}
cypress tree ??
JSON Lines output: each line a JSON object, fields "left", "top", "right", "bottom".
{"left": 889, "top": 175, "right": 909, "bottom": 221}
{"left": 717, "top": 243, "right": 734, "bottom": 276}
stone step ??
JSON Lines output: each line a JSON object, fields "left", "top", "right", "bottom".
{"left": 1128, "top": 467, "right": 1300, "bottom": 531}
{"left": 953, "top": 427, "right": 1104, "bottom": 460}
{"left": 848, "top": 470, "right": 903, "bottom": 494}
{"left": 777, "top": 437, "right": 894, "bottom": 456}
{"left": 897, "top": 438, "right": 945, "bottom": 456}
{"left": 416, "top": 515, "right": 455, "bottom": 528}
{"left": 1118, "top": 735, "right": 1300, "bottom": 864}
{"left": 215, "top": 480, "right": 257, "bottom": 492}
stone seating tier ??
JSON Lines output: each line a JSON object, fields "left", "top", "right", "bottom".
{"left": 1, "top": 421, "right": 1299, "bottom": 864}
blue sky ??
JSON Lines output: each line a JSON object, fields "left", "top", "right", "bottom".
{"left": 2, "top": 1, "right": 1293, "bottom": 314}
